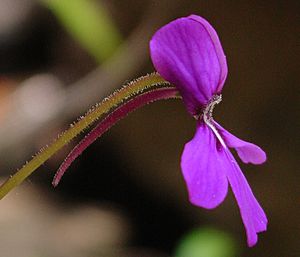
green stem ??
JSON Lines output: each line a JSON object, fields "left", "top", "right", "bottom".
{"left": 0, "top": 73, "right": 168, "bottom": 199}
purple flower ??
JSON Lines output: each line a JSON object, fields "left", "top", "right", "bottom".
{"left": 150, "top": 15, "right": 267, "bottom": 246}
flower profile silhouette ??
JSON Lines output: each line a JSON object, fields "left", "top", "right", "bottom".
{"left": 150, "top": 15, "right": 267, "bottom": 246}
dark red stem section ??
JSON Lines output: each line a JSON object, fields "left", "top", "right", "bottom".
{"left": 52, "top": 87, "right": 178, "bottom": 186}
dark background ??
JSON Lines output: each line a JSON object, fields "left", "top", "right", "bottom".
{"left": 0, "top": 1, "right": 299, "bottom": 256}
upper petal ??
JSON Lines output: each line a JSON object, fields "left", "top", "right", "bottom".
{"left": 224, "top": 149, "right": 268, "bottom": 247}
{"left": 181, "top": 122, "right": 228, "bottom": 209}
{"left": 150, "top": 15, "right": 228, "bottom": 115}
{"left": 214, "top": 122, "right": 267, "bottom": 165}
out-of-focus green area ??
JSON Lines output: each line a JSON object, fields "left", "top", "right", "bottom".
{"left": 40, "top": 0, "right": 121, "bottom": 61}
{"left": 175, "top": 228, "right": 238, "bottom": 257}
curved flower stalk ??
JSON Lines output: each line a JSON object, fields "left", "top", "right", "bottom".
{"left": 52, "top": 85, "right": 179, "bottom": 186}
{"left": 150, "top": 15, "right": 267, "bottom": 246}
{"left": 0, "top": 74, "right": 178, "bottom": 199}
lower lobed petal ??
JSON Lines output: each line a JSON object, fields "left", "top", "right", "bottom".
{"left": 181, "top": 121, "right": 267, "bottom": 246}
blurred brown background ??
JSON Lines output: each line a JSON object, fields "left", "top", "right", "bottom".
{"left": 0, "top": 0, "right": 299, "bottom": 257}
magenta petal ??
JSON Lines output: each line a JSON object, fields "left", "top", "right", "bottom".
{"left": 181, "top": 122, "right": 228, "bottom": 209}
{"left": 150, "top": 15, "right": 227, "bottom": 114}
{"left": 188, "top": 15, "right": 228, "bottom": 92}
{"left": 224, "top": 149, "right": 267, "bottom": 246}
{"left": 214, "top": 122, "right": 267, "bottom": 165}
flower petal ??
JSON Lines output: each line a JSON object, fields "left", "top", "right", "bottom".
{"left": 181, "top": 122, "right": 228, "bottom": 209}
{"left": 224, "top": 149, "right": 267, "bottom": 247}
{"left": 150, "top": 15, "right": 227, "bottom": 115}
{"left": 214, "top": 122, "right": 267, "bottom": 164}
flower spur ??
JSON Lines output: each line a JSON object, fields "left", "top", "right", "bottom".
{"left": 150, "top": 15, "right": 267, "bottom": 246}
